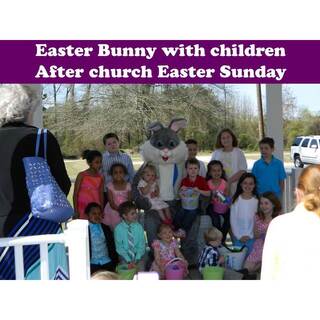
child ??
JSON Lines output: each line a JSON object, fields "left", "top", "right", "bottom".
{"left": 198, "top": 227, "right": 224, "bottom": 272}
{"left": 206, "top": 160, "right": 230, "bottom": 242}
{"left": 230, "top": 173, "right": 259, "bottom": 255}
{"left": 185, "top": 139, "right": 207, "bottom": 177}
{"left": 73, "top": 150, "right": 104, "bottom": 220}
{"left": 85, "top": 202, "right": 119, "bottom": 275}
{"left": 210, "top": 128, "right": 247, "bottom": 196}
{"left": 138, "top": 164, "right": 172, "bottom": 225}
{"left": 174, "top": 158, "right": 211, "bottom": 233}
{"left": 103, "top": 163, "right": 132, "bottom": 229}
{"left": 252, "top": 137, "right": 287, "bottom": 200}
{"left": 102, "top": 133, "right": 135, "bottom": 193}
{"left": 150, "top": 224, "right": 188, "bottom": 279}
{"left": 244, "top": 192, "right": 281, "bottom": 273}
{"left": 114, "top": 201, "right": 146, "bottom": 271}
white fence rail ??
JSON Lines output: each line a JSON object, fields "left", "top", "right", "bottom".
{"left": 0, "top": 219, "right": 90, "bottom": 280}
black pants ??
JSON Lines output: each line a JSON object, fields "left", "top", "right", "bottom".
{"left": 173, "top": 208, "right": 198, "bottom": 232}
{"left": 207, "top": 204, "right": 230, "bottom": 243}
{"left": 90, "top": 261, "right": 115, "bottom": 275}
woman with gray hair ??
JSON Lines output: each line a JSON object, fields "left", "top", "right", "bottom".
{"left": 0, "top": 85, "right": 71, "bottom": 280}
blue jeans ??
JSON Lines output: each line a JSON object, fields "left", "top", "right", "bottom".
{"left": 174, "top": 208, "right": 198, "bottom": 232}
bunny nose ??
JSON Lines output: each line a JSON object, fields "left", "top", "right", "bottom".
{"left": 163, "top": 148, "right": 169, "bottom": 154}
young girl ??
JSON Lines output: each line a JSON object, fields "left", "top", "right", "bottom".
{"left": 244, "top": 192, "right": 281, "bottom": 273}
{"left": 103, "top": 163, "right": 132, "bottom": 229}
{"left": 230, "top": 173, "right": 259, "bottom": 255}
{"left": 73, "top": 150, "right": 104, "bottom": 220}
{"left": 138, "top": 164, "right": 172, "bottom": 224}
{"left": 210, "top": 128, "right": 247, "bottom": 196}
{"left": 85, "top": 202, "right": 118, "bottom": 275}
{"left": 151, "top": 224, "right": 189, "bottom": 279}
{"left": 206, "top": 160, "right": 230, "bottom": 242}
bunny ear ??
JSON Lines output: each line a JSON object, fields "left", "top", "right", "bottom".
{"left": 168, "top": 118, "right": 187, "bottom": 132}
{"left": 147, "top": 121, "right": 164, "bottom": 135}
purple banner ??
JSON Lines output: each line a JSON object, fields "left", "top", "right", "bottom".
{"left": 0, "top": 40, "right": 320, "bottom": 83}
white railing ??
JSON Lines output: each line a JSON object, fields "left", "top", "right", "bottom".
{"left": 0, "top": 219, "right": 90, "bottom": 280}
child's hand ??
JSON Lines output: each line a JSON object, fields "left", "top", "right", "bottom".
{"left": 150, "top": 191, "right": 156, "bottom": 198}
{"left": 218, "top": 256, "right": 225, "bottom": 266}
{"left": 128, "top": 262, "right": 136, "bottom": 269}
{"left": 240, "top": 236, "right": 250, "bottom": 243}
{"left": 180, "top": 186, "right": 187, "bottom": 191}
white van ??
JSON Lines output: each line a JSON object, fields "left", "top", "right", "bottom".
{"left": 290, "top": 136, "right": 320, "bottom": 167}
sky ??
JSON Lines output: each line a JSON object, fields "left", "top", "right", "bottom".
{"left": 233, "top": 84, "right": 320, "bottom": 113}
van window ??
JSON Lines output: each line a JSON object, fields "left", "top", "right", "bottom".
{"left": 292, "top": 137, "right": 303, "bottom": 146}
{"left": 301, "top": 138, "right": 310, "bottom": 147}
{"left": 310, "top": 139, "right": 318, "bottom": 148}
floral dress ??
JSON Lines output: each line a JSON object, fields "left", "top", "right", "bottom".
{"left": 102, "top": 182, "right": 131, "bottom": 229}
{"left": 245, "top": 215, "right": 271, "bottom": 264}
{"left": 150, "top": 239, "right": 188, "bottom": 279}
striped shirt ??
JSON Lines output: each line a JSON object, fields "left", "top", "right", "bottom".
{"left": 102, "top": 151, "right": 135, "bottom": 191}
{"left": 198, "top": 245, "right": 220, "bottom": 271}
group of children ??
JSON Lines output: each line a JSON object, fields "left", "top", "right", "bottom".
{"left": 73, "top": 129, "right": 286, "bottom": 279}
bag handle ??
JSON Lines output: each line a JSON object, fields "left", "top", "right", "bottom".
{"left": 220, "top": 244, "right": 246, "bottom": 253}
{"left": 35, "top": 128, "right": 47, "bottom": 159}
{"left": 164, "top": 257, "right": 184, "bottom": 268}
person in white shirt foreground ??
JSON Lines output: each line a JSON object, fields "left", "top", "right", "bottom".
{"left": 261, "top": 165, "right": 320, "bottom": 280}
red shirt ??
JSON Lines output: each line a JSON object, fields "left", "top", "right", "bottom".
{"left": 180, "top": 176, "right": 210, "bottom": 191}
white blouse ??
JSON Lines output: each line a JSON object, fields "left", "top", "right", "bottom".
{"left": 230, "top": 195, "right": 258, "bottom": 240}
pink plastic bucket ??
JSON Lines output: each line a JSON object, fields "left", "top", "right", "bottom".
{"left": 165, "top": 258, "right": 185, "bottom": 280}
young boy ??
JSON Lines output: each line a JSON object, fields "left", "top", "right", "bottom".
{"left": 198, "top": 227, "right": 224, "bottom": 272}
{"left": 174, "top": 158, "right": 210, "bottom": 233}
{"left": 114, "top": 201, "right": 146, "bottom": 270}
{"left": 252, "top": 137, "right": 287, "bottom": 200}
{"left": 102, "top": 133, "right": 135, "bottom": 192}
{"left": 185, "top": 139, "right": 207, "bottom": 177}
{"left": 85, "top": 202, "right": 119, "bottom": 275}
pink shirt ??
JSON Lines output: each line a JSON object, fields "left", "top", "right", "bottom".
{"left": 208, "top": 179, "right": 229, "bottom": 214}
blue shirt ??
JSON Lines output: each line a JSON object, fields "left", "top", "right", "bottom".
{"left": 102, "top": 151, "right": 135, "bottom": 191}
{"left": 89, "top": 223, "right": 111, "bottom": 265}
{"left": 114, "top": 221, "right": 146, "bottom": 263}
{"left": 252, "top": 156, "right": 287, "bottom": 198}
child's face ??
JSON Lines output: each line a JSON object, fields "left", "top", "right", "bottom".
{"left": 90, "top": 156, "right": 102, "bottom": 171}
{"left": 112, "top": 166, "right": 125, "bottom": 182}
{"left": 210, "top": 164, "right": 222, "bottom": 179}
{"left": 241, "top": 177, "right": 255, "bottom": 194}
{"left": 260, "top": 197, "right": 273, "bottom": 215}
{"left": 209, "top": 238, "right": 221, "bottom": 247}
{"left": 158, "top": 227, "right": 173, "bottom": 243}
{"left": 187, "top": 143, "right": 198, "bottom": 159}
{"left": 123, "top": 209, "right": 138, "bottom": 224}
{"left": 259, "top": 143, "right": 273, "bottom": 159}
{"left": 220, "top": 132, "right": 233, "bottom": 149}
{"left": 187, "top": 164, "right": 199, "bottom": 178}
{"left": 88, "top": 207, "right": 103, "bottom": 224}
{"left": 105, "top": 137, "right": 120, "bottom": 153}
{"left": 143, "top": 169, "right": 156, "bottom": 183}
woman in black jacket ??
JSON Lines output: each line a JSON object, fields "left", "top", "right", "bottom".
{"left": 0, "top": 85, "right": 71, "bottom": 279}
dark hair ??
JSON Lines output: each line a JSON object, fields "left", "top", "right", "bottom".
{"left": 257, "top": 192, "right": 281, "bottom": 220}
{"left": 103, "top": 133, "right": 119, "bottom": 145}
{"left": 185, "top": 139, "right": 198, "bottom": 145}
{"left": 118, "top": 201, "right": 137, "bottom": 217}
{"left": 232, "top": 172, "right": 258, "bottom": 203}
{"left": 206, "top": 160, "right": 227, "bottom": 181}
{"left": 185, "top": 158, "right": 200, "bottom": 169}
{"left": 259, "top": 137, "right": 275, "bottom": 149}
{"left": 108, "top": 162, "right": 128, "bottom": 176}
{"left": 215, "top": 128, "right": 238, "bottom": 149}
{"left": 84, "top": 202, "right": 102, "bottom": 215}
{"left": 82, "top": 149, "right": 102, "bottom": 164}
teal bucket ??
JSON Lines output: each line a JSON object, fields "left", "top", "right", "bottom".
{"left": 202, "top": 266, "right": 224, "bottom": 280}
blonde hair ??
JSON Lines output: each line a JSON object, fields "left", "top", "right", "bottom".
{"left": 204, "top": 227, "right": 222, "bottom": 244}
{"left": 297, "top": 165, "right": 320, "bottom": 216}
{"left": 143, "top": 163, "right": 157, "bottom": 176}
{"left": 91, "top": 271, "right": 119, "bottom": 280}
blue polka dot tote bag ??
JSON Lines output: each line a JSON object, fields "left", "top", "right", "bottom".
{"left": 23, "top": 128, "right": 73, "bottom": 223}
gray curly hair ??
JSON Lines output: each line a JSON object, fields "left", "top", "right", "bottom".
{"left": 0, "top": 84, "right": 42, "bottom": 127}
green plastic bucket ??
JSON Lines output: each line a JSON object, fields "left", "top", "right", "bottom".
{"left": 116, "top": 264, "right": 137, "bottom": 280}
{"left": 202, "top": 266, "right": 224, "bottom": 280}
